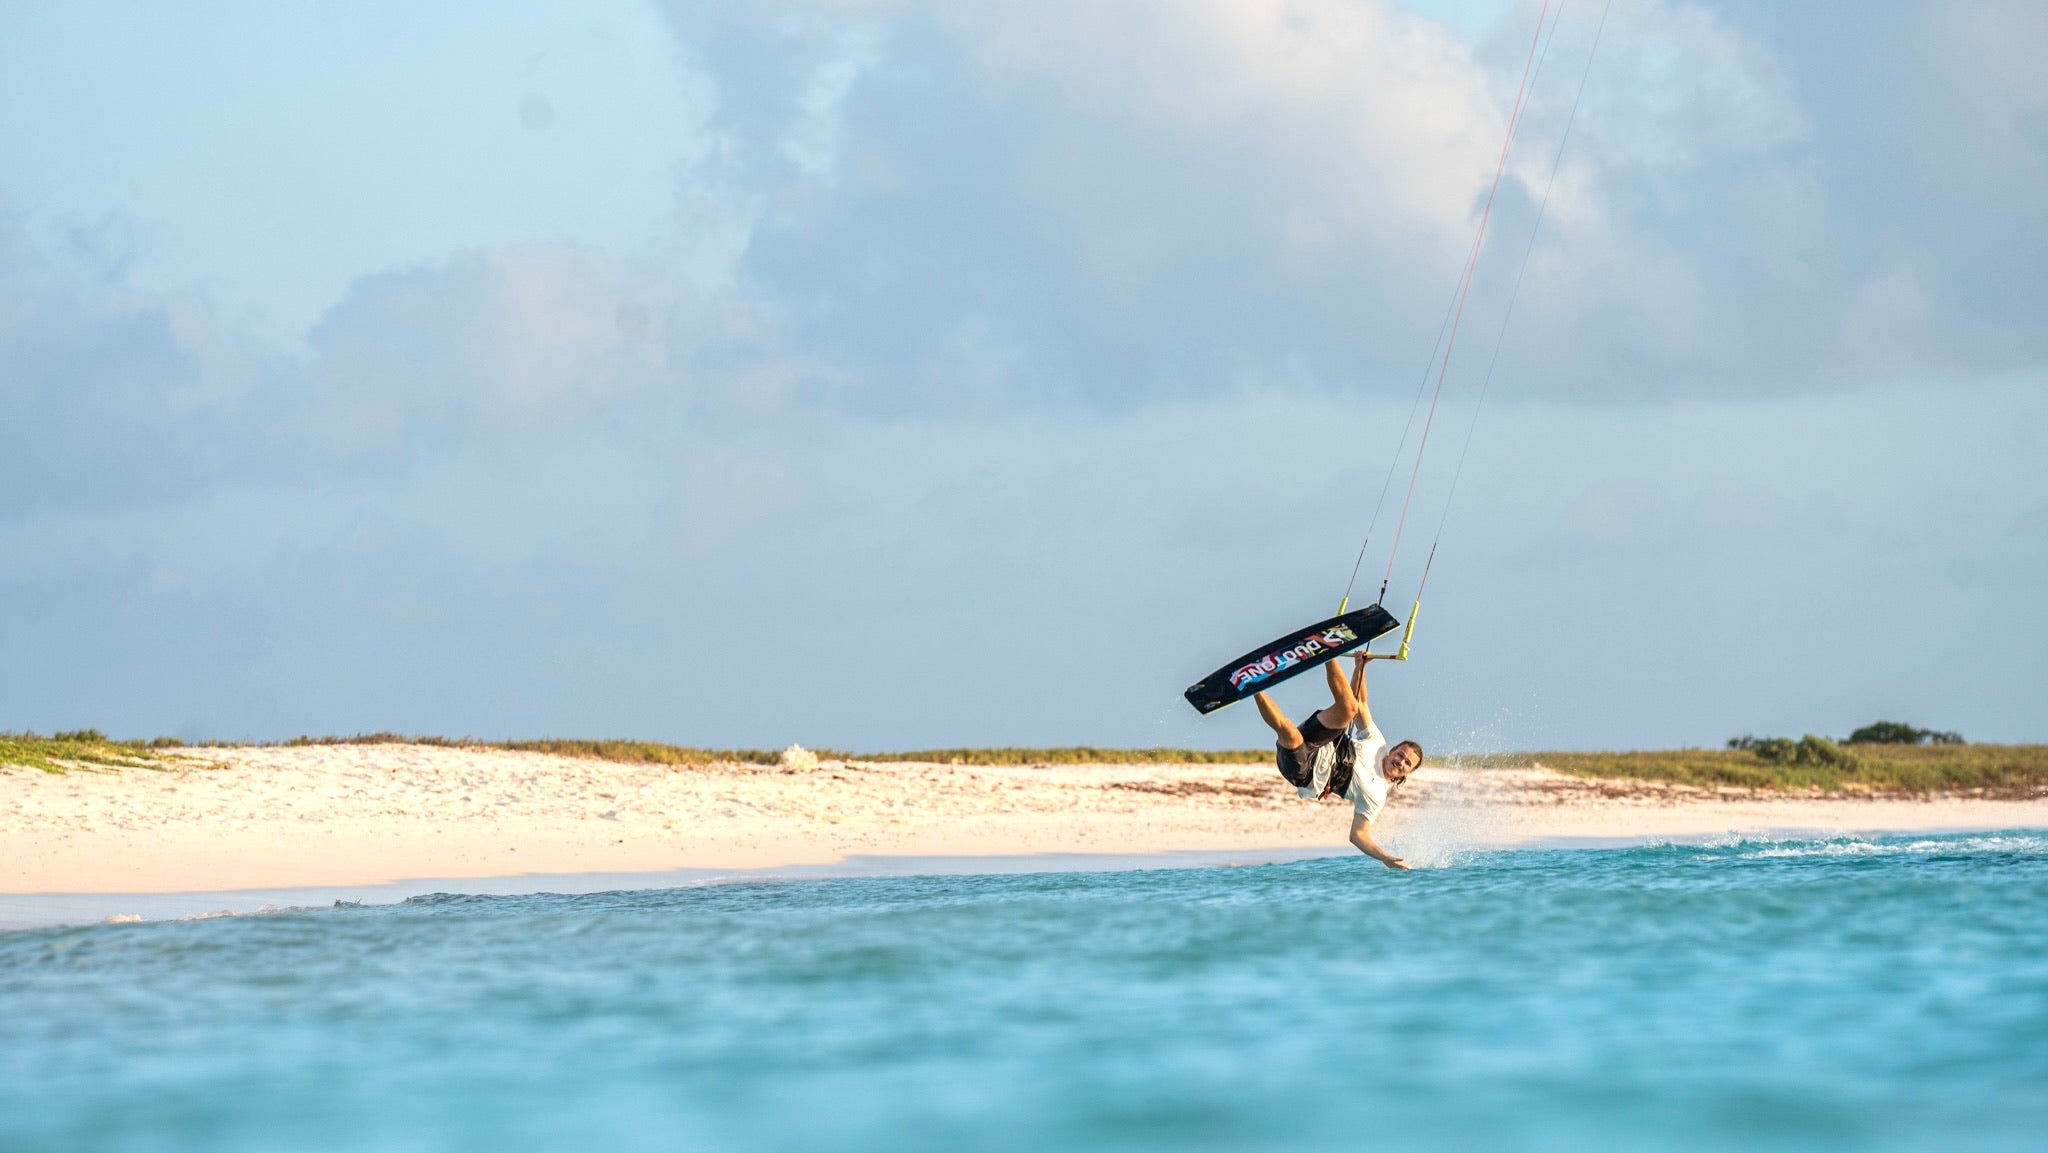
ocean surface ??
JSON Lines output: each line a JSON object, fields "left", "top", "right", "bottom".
{"left": 3, "top": 831, "right": 2045, "bottom": 1152}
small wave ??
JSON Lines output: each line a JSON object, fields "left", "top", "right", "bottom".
{"left": 1649, "top": 831, "right": 2048, "bottom": 863}
{"left": 1576, "top": 830, "right": 2048, "bottom": 865}
{"left": 398, "top": 892, "right": 505, "bottom": 907}
{"left": 176, "top": 904, "right": 298, "bottom": 922}
{"left": 1736, "top": 833, "right": 2048, "bottom": 861}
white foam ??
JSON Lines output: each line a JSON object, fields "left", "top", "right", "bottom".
{"left": 1733, "top": 833, "right": 2048, "bottom": 860}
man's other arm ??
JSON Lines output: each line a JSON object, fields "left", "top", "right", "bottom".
{"left": 1349, "top": 811, "right": 1408, "bottom": 870}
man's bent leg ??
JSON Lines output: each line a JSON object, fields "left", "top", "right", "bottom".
{"left": 1313, "top": 659, "right": 1359, "bottom": 730}
{"left": 1261, "top": 692, "right": 1321, "bottom": 789}
{"left": 1255, "top": 692, "right": 1304, "bottom": 750}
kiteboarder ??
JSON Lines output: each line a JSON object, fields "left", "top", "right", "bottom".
{"left": 1254, "top": 651, "right": 1422, "bottom": 869}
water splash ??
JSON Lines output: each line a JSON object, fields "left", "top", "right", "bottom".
{"left": 1379, "top": 767, "right": 1521, "bottom": 868}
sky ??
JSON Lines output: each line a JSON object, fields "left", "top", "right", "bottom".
{"left": 2, "top": 0, "right": 2043, "bottom": 752}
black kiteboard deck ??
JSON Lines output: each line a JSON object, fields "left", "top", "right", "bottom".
{"left": 1183, "top": 604, "right": 1401, "bottom": 715}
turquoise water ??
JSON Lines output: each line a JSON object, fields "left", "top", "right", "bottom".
{"left": 3, "top": 831, "right": 2045, "bottom": 1152}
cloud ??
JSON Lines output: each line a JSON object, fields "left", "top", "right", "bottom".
{"left": 660, "top": 0, "right": 1515, "bottom": 413}
{"left": 300, "top": 247, "right": 680, "bottom": 462}
{"left": 0, "top": 218, "right": 688, "bottom": 517}
{"left": 1737, "top": 1, "right": 2048, "bottom": 366}
{"left": 0, "top": 214, "right": 252, "bottom": 515}
{"left": 7, "top": 379, "right": 2043, "bottom": 747}
{"left": 651, "top": 0, "right": 2048, "bottom": 409}
{"left": 4, "top": 0, "right": 2044, "bottom": 750}
{"left": 16, "top": 0, "right": 2035, "bottom": 524}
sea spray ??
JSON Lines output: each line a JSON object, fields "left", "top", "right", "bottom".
{"left": 1382, "top": 709, "right": 1537, "bottom": 867}
{"left": 1378, "top": 759, "right": 1521, "bottom": 868}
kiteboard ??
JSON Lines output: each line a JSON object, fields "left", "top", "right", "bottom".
{"left": 1182, "top": 604, "right": 1400, "bottom": 715}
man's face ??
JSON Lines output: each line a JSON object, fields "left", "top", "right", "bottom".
{"left": 1384, "top": 745, "right": 1420, "bottom": 781}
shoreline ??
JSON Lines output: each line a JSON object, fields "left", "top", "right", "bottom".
{"left": 6, "top": 742, "right": 2046, "bottom": 925}
{"left": 0, "top": 845, "right": 1339, "bottom": 931}
{"left": 10, "top": 823, "right": 2046, "bottom": 932}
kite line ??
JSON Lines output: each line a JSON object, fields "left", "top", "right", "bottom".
{"left": 1414, "top": 0, "right": 1612, "bottom": 603}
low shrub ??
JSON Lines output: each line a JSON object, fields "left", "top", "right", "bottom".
{"left": 1847, "top": 721, "right": 1963, "bottom": 746}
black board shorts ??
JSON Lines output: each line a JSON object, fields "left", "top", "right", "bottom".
{"left": 1275, "top": 713, "right": 1344, "bottom": 789}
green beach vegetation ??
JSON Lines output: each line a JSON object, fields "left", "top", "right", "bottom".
{"left": 1842, "top": 720, "right": 1964, "bottom": 746}
{"left": 275, "top": 734, "right": 787, "bottom": 766}
{"left": 4, "top": 724, "right": 2041, "bottom": 795}
{"left": 1514, "top": 743, "right": 2048, "bottom": 795}
{"left": 850, "top": 747, "right": 1276, "bottom": 766}
{"left": 0, "top": 731, "right": 782, "bottom": 772}
{"left": 277, "top": 740, "right": 1270, "bottom": 767}
{"left": 0, "top": 733, "right": 1276, "bottom": 772}
{"left": 0, "top": 730, "right": 171, "bottom": 774}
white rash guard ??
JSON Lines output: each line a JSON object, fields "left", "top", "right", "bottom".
{"left": 1294, "top": 719, "right": 1392, "bottom": 819}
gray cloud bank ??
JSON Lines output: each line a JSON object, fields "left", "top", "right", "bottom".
{"left": 658, "top": 0, "right": 2048, "bottom": 407}
{"left": 3, "top": 1, "right": 2043, "bottom": 747}
{"left": 11, "top": 0, "right": 2045, "bottom": 492}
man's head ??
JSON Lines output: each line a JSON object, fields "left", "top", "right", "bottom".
{"left": 1382, "top": 740, "right": 1423, "bottom": 782}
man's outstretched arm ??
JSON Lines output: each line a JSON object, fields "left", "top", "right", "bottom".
{"left": 1349, "top": 653, "right": 1376, "bottom": 731}
{"left": 1349, "top": 811, "right": 1408, "bottom": 870}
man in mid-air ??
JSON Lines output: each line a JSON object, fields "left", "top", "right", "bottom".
{"left": 1253, "top": 651, "right": 1423, "bottom": 869}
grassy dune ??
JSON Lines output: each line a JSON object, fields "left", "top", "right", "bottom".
{"left": 277, "top": 734, "right": 785, "bottom": 766}
{"left": 0, "top": 731, "right": 168, "bottom": 774}
{"left": 272, "top": 739, "right": 1273, "bottom": 766}
{"left": 5, "top": 731, "right": 2044, "bottom": 795}
{"left": 854, "top": 747, "right": 1271, "bottom": 765}
{"left": 0, "top": 731, "right": 783, "bottom": 772}
{"left": 0, "top": 733, "right": 1276, "bottom": 772}
{"left": 1513, "top": 744, "right": 2048, "bottom": 795}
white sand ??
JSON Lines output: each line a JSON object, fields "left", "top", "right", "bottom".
{"left": 4, "top": 744, "right": 2044, "bottom": 894}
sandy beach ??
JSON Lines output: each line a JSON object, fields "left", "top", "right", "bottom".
{"left": 6, "top": 743, "right": 2046, "bottom": 896}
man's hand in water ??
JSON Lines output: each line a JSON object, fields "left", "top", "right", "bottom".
{"left": 1349, "top": 814, "right": 1408, "bottom": 869}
